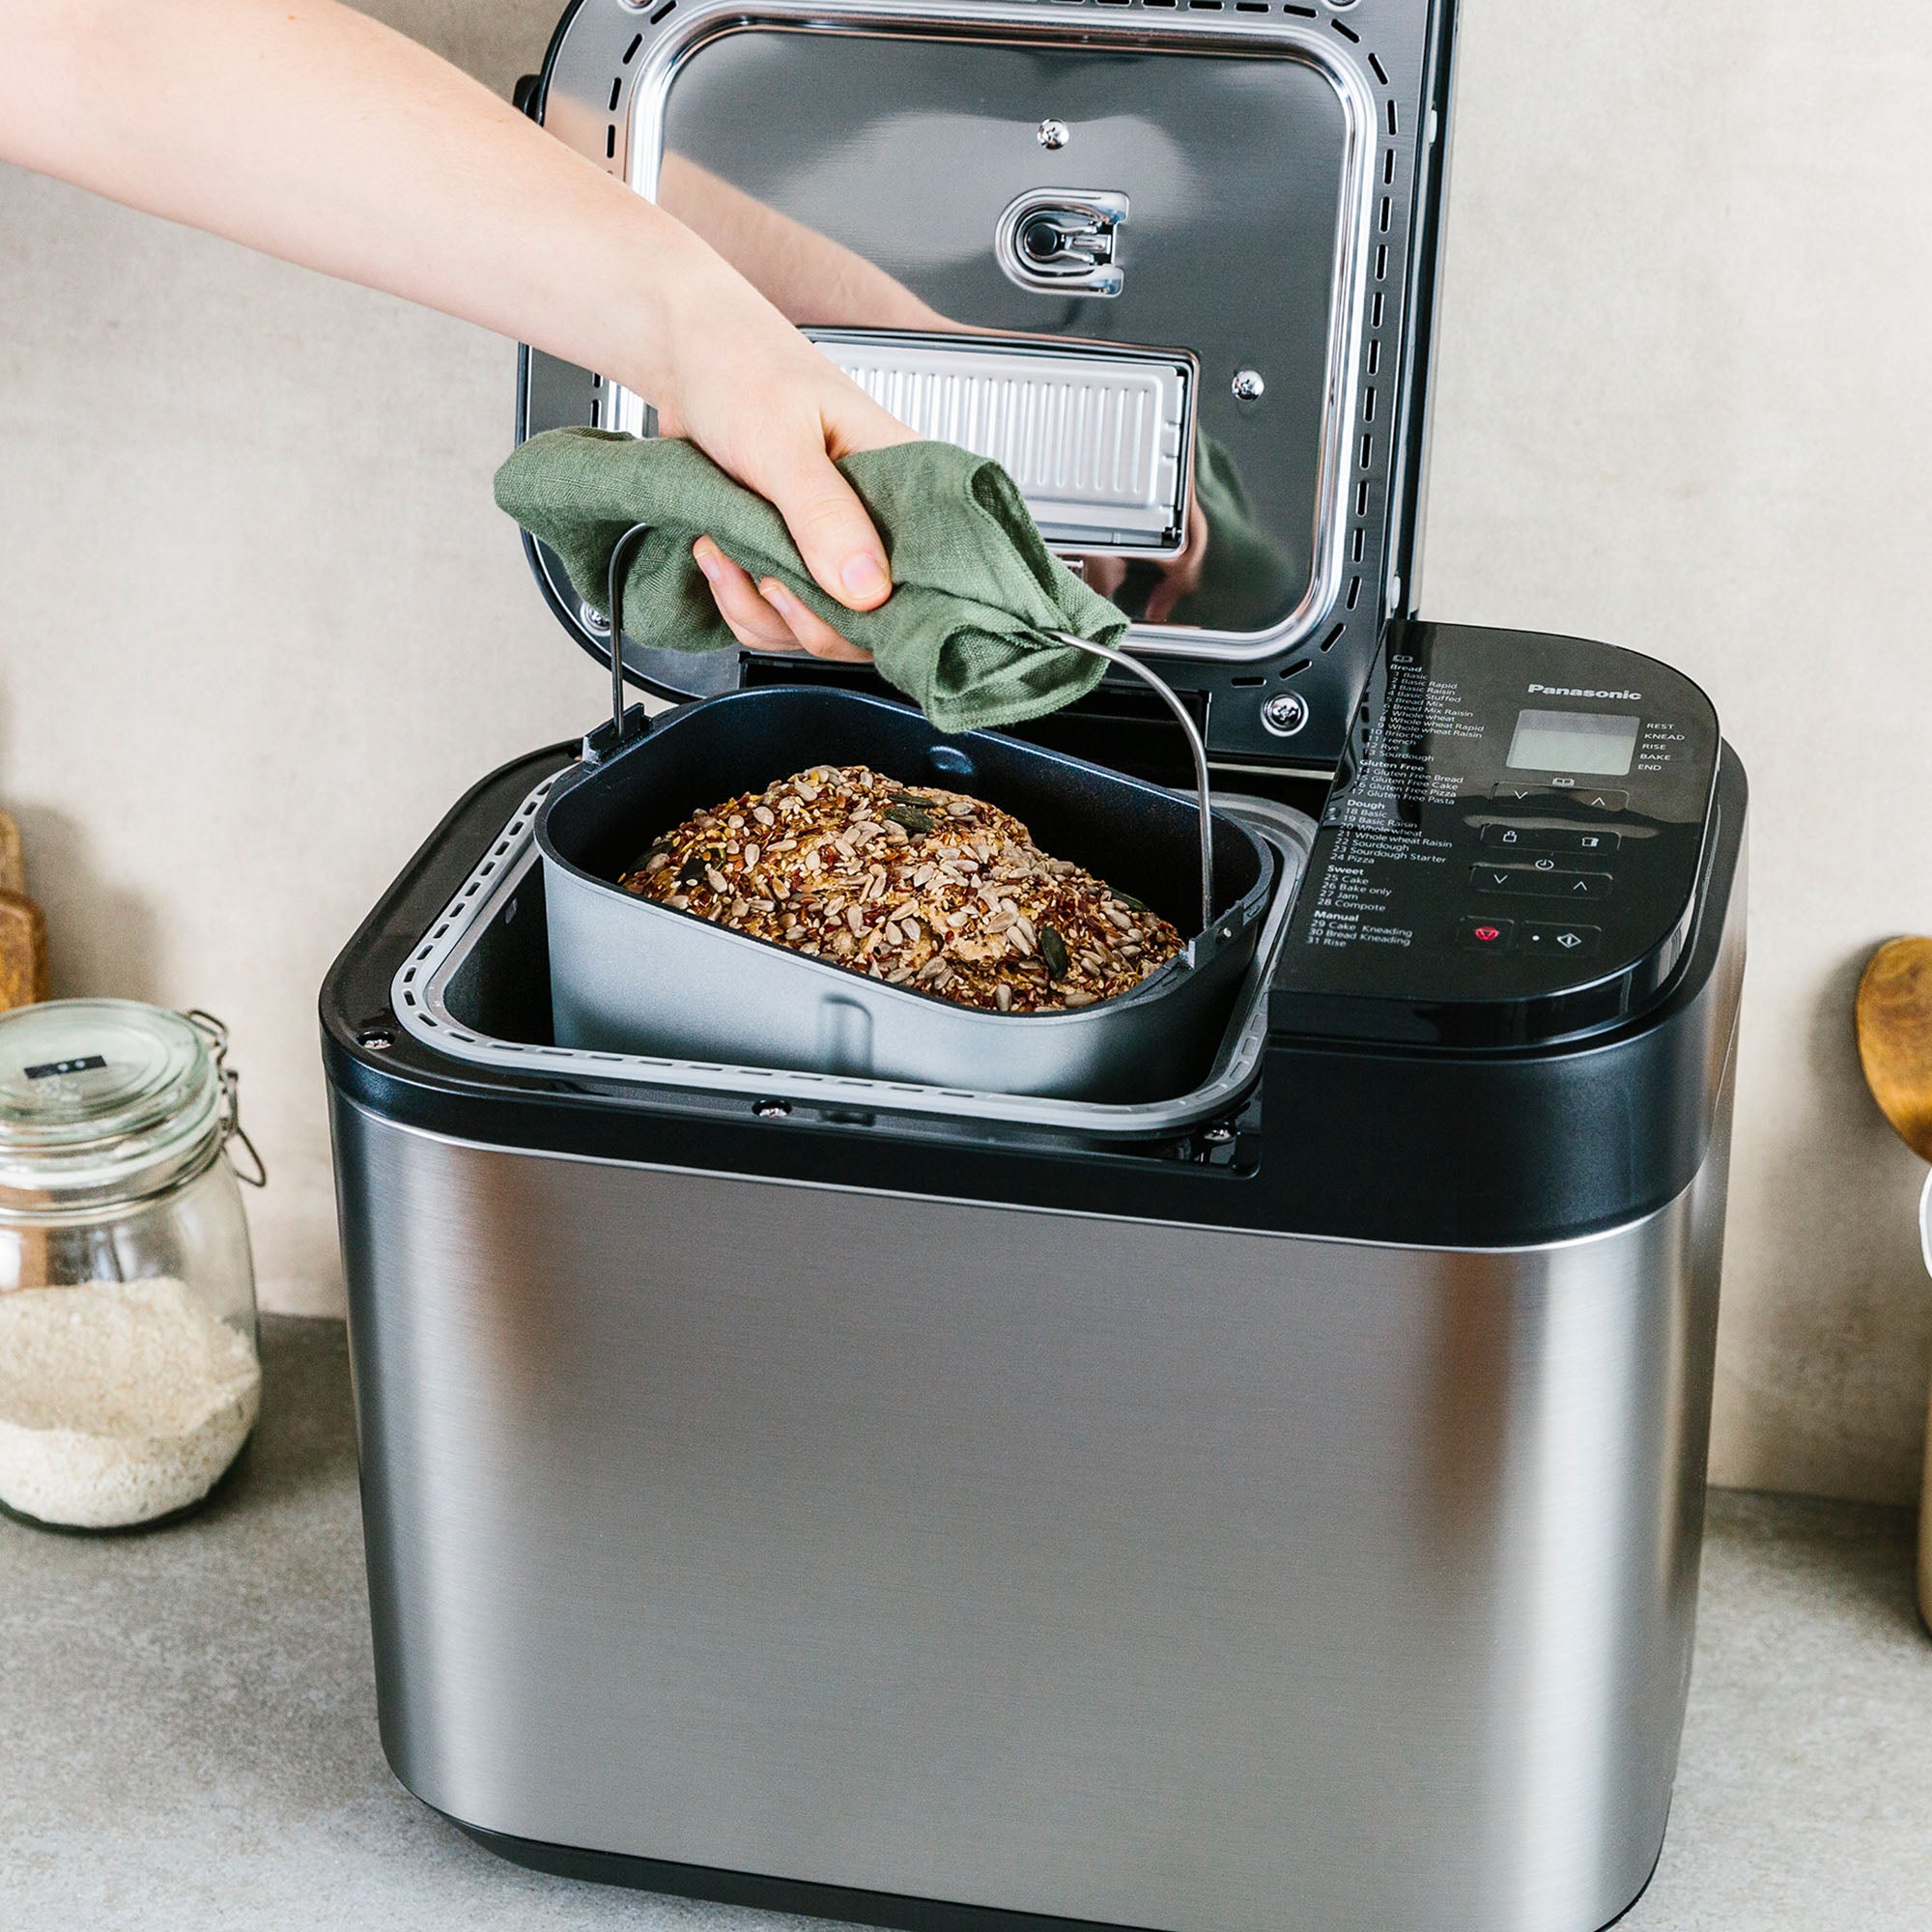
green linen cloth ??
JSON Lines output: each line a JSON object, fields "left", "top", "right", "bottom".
{"left": 494, "top": 428, "right": 1129, "bottom": 732}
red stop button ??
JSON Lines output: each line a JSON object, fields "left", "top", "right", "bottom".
{"left": 1457, "top": 916, "right": 1516, "bottom": 952}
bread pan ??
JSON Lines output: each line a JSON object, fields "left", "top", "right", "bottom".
{"left": 535, "top": 687, "right": 1276, "bottom": 1102}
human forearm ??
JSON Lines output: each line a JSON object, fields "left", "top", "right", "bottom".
{"left": 658, "top": 153, "right": 952, "bottom": 332}
{"left": 3, "top": 0, "right": 922, "bottom": 618}
{"left": 0, "top": 0, "right": 724, "bottom": 406}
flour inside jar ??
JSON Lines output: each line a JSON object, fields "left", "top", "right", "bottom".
{"left": 0, "top": 1277, "right": 261, "bottom": 1529}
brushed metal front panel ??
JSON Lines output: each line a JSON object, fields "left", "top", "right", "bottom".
{"left": 333, "top": 1096, "right": 1730, "bottom": 1932}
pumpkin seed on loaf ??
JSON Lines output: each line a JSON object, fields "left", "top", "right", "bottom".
{"left": 618, "top": 764, "right": 1183, "bottom": 1012}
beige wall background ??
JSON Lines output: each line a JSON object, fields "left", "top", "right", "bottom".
{"left": 2, "top": 3, "right": 1928, "bottom": 1502}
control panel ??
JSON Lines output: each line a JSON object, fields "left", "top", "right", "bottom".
{"left": 1269, "top": 622, "right": 1721, "bottom": 1047}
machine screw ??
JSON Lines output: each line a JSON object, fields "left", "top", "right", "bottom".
{"left": 580, "top": 599, "right": 611, "bottom": 637}
{"left": 1232, "top": 368, "right": 1266, "bottom": 401}
{"left": 1260, "top": 691, "right": 1309, "bottom": 738}
{"left": 1200, "top": 1122, "right": 1237, "bottom": 1147}
{"left": 753, "top": 1097, "right": 792, "bottom": 1120}
{"left": 1037, "top": 117, "right": 1069, "bottom": 150}
{"left": 355, "top": 1025, "right": 396, "bottom": 1052}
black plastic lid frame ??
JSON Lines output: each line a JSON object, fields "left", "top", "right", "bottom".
{"left": 515, "top": 0, "right": 1457, "bottom": 769}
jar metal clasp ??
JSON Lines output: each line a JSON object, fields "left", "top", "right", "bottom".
{"left": 185, "top": 1009, "right": 268, "bottom": 1188}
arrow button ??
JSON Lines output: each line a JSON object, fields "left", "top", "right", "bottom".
{"left": 1470, "top": 866, "right": 1613, "bottom": 899}
{"left": 1490, "top": 783, "right": 1629, "bottom": 813}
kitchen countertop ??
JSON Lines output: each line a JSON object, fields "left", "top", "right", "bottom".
{"left": 3, "top": 1318, "right": 1930, "bottom": 1929}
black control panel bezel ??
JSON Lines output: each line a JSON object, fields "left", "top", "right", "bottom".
{"left": 1270, "top": 621, "right": 1721, "bottom": 1048}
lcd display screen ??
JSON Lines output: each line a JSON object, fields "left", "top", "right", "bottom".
{"left": 1506, "top": 708, "right": 1640, "bottom": 777}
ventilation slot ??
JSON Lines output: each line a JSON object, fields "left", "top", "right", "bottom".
{"left": 1319, "top": 623, "right": 1345, "bottom": 652}
{"left": 1360, "top": 434, "right": 1374, "bottom": 469}
{"left": 1279, "top": 658, "right": 1312, "bottom": 677}
{"left": 1283, "top": 5, "right": 1318, "bottom": 15}
{"left": 1384, "top": 150, "right": 1396, "bottom": 185}
{"left": 1355, "top": 479, "right": 1369, "bottom": 517}
{"left": 1362, "top": 387, "right": 1376, "bottom": 421}
{"left": 1331, "top": 19, "right": 1359, "bottom": 42}
{"left": 649, "top": 0, "right": 677, "bottom": 20}
{"left": 1350, "top": 528, "right": 1365, "bottom": 562}
{"left": 1236, "top": 3, "right": 1269, "bottom": 11}
{"left": 1346, "top": 578, "right": 1362, "bottom": 611}
{"left": 608, "top": 78, "right": 622, "bottom": 112}
{"left": 605, "top": 126, "right": 615, "bottom": 158}
{"left": 1368, "top": 339, "right": 1381, "bottom": 375}
{"left": 1369, "top": 52, "right": 1389, "bottom": 85}
{"left": 1231, "top": 675, "right": 1264, "bottom": 687}
{"left": 1372, "top": 290, "right": 1384, "bottom": 328}
{"left": 1378, "top": 196, "right": 1392, "bottom": 233}
{"left": 623, "top": 33, "right": 642, "bottom": 61}
{"left": 1387, "top": 100, "right": 1399, "bottom": 137}
{"left": 1375, "top": 244, "right": 1387, "bottom": 282}
{"left": 1188, "top": 1, "right": 1225, "bottom": 10}
{"left": 1145, "top": 0, "right": 1178, "bottom": 9}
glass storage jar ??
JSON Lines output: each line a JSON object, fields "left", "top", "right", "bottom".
{"left": 0, "top": 1000, "right": 265, "bottom": 1530}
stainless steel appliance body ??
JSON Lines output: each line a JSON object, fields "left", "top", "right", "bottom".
{"left": 321, "top": 1, "right": 1753, "bottom": 1926}
{"left": 332, "top": 1085, "right": 1733, "bottom": 1932}
{"left": 325, "top": 716, "right": 1746, "bottom": 1932}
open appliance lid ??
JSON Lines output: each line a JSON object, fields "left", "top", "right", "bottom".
{"left": 518, "top": 0, "right": 1457, "bottom": 768}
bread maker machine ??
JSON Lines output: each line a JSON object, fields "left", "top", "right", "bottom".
{"left": 321, "top": 3, "right": 1748, "bottom": 1928}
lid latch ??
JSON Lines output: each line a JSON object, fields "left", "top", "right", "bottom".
{"left": 996, "top": 189, "right": 1129, "bottom": 298}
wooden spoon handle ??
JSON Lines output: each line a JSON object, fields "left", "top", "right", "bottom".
{"left": 0, "top": 810, "right": 22, "bottom": 898}
{"left": 1857, "top": 936, "right": 1932, "bottom": 1163}
{"left": 0, "top": 889, "right": 47, "bottom": 1011}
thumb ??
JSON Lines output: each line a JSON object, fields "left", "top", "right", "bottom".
{"left": 754, "top": 434, "right": 893, "bottom": 612}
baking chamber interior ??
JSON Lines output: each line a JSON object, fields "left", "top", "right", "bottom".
{"left": 539, "top": 687, "right": 1266, "bottom": 940}
{"left": 440, "top": 863, "right": 556, "bottom": 1047}
{"left": 389, "top": 775, "right": 1315, "bottom": 1140}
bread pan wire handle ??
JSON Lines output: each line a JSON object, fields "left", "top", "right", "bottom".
{"left": 1054, "top": 633, "right": 1213, "bottom": 934}
{"left": 603, "top": 520, "right": 655, "bottom": 748}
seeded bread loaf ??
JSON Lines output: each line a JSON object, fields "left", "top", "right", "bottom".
{"left": 618, "top": 765, "right": 1183, "bottom": 1012}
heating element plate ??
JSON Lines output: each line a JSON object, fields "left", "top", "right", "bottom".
{"left": 806, "top": 331, "right": 1195, "bottom": 554}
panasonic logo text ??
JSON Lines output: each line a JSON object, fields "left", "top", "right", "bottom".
{"left": 1526, "top": 684, "right": 1642, "bottom": 700}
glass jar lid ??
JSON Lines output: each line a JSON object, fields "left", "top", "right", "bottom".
{"left": 0, "top": 1000, "right": 221, "bottom": 1199}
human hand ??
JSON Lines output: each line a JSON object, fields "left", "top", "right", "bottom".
{"left": 650, "top": 256, "right": 915, "bottom": 661}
